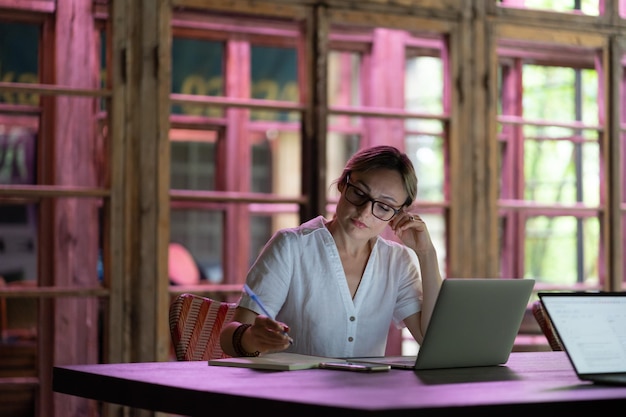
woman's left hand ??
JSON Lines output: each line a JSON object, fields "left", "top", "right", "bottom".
{"left": 389, "top": 212, "right": 434, "bottom": 255}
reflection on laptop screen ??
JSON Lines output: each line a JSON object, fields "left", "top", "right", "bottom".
{"left": 540, "top": 294, "right": 626, "bottom": 374}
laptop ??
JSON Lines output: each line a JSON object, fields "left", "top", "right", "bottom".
{"left": 350, "top": 278, "right": 535, "bottom": 370}
{"left": 538, "top": 291, "right": 626, "bottom": 385}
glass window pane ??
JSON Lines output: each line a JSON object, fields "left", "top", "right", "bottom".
{"left": 328, "top": 51, "right": 362, "bottom": 109}
{"left": 406, "top": 131, "right": 444, "bottom": 202}
{"left": 0, "top": 204, "right": 38, "bottom": 283}
{"left": 405, "top": 56, "right": 443, "bottom": 114}
{"left": 0, "top": 117, "right": 39, "bottom": 287}
{"left": 170, "top": 134, "right": 217, "bottom": 191}
{"left": 525, "top": 215, "right": 599, "bottom": 285}
{"left": 500, "top": 0, "right": 600, "bottom": 16}
{"left": 523, "top": 132, "right": 599, "bottom": 205}
{"left": 251, "top": 45, "right": 299, "bottom": 121}
{"left": 248, "top": 128, "right": 302, "bottom": 196}
{"left": 171, "top": 38, "right": 224, "bottom": 116}
{"left": 0, "top": 22, "right": 40, "bottom": 106}
{"left": 170, "top": 209, "right": 223, "bottom": 283}
{"left": 0, "top": 118, "right": 38, "bottom": 185}
{"left": 523, "top": 66, "right": 598, "bottom": 125}
{"left": 251, "top": 46, "right": 298, "bottom": 102}
{"left": 498, "top": 46, "right": 601, "bottom": 288}
{"left": 326, "top": 133, "right": 360, "bottom": 201}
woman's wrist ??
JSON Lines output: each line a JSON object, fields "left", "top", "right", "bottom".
{"left": 232, "top": 323, "right": 260, "bottom": 357}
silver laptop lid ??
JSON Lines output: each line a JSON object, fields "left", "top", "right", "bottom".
{"left": 415, "top": 278, "right": 535, "bottom": 370}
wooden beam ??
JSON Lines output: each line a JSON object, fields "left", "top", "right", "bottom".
{"left": 51, "top": 2, "right": 100, "bottom": 417}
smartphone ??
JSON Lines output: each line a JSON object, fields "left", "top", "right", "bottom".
{"left": 319, "top": 361, "right": 391, "bottom": 372}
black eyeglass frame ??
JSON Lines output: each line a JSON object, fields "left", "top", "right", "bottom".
{"left": 343, "top": 175, "right": 404, "bottom": 221}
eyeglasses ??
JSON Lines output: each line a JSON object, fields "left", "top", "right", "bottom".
{"left": 343, "top": 176, "right": 402, "bottom": 221}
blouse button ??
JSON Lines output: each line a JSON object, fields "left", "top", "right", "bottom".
{"left": 349, "top": 316, "right": 355, "bottom": 321}
{"left": 348, "top": 337, "right": 354, "bottom": 342}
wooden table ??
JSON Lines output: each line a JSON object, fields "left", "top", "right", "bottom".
{"left": 53, "top": 352, "right": 626, "bottom": 416}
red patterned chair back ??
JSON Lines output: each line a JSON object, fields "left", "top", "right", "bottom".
{"left": 531, "top": 299, "right": 564, "bottom": 351}
{"left": 169, "top": 293, "right": 237, "bottom": 360}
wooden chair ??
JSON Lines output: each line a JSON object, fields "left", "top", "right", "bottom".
{"left": 169, "top": 293, "right": 237, "bottom": 361}
{"left": 531, "top": 299, "right": 564, "bottom": 351}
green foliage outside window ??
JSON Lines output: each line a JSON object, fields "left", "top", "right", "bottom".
{"left": 520, "top": 64, "right": 600, "bottom": 285}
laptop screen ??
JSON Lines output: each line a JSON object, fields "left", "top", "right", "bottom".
{"left": 539, "top": 293, "right": 626, "bottom": 374}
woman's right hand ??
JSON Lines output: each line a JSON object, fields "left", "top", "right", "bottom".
{"left": 244, "top": 315, "right": 293, "bottom": 354}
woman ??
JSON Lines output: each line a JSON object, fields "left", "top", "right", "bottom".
{"left": 220, "top": 145, "right": 442, "bottom": 358}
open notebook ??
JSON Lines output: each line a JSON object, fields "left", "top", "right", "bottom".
{"left": 538, "top": 291, "right": 626, "bottom": 385}
{"left": 349, "top": 278, "right": 535, "bottom": 370}
{"left": 209, "top": 352, "right": 345, "bottom": 371}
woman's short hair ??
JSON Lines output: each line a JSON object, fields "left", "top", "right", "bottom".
{"left": 335, "top": 145, "right": 418, "bottom": 207}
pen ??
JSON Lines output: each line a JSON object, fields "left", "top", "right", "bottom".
{"left": 243, "top": 284, "right": 293, "bottom": 344}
